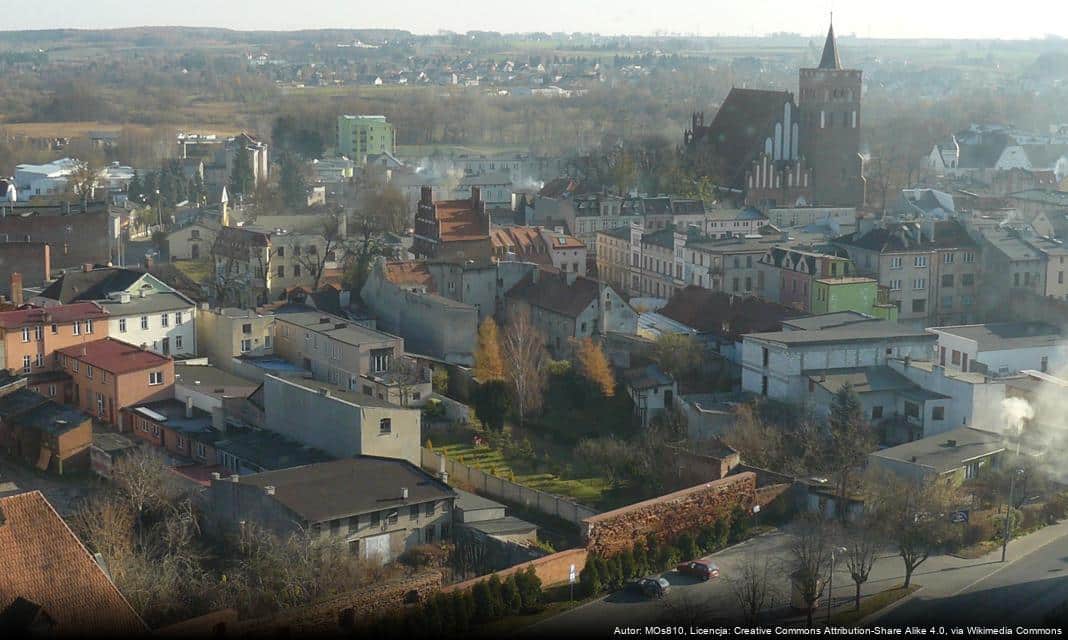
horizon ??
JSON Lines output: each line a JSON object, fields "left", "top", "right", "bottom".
{"left": 9, "top": 0, "right": 1068, "bottom": 41}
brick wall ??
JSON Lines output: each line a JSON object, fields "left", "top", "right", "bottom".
{"left": 582, "top": 472, "right": 757, "bottom": 556}
{"left": 442, "top": 547, "right": 589, "bottom": 594}
{"left": 234, "top": 571, "right": 443, "bottom": 637}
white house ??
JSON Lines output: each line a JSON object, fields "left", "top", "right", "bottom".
{"left": 928, "top": 322, "right": 1068, "bottom": 377}
{"left": 14, "top": 158, "right": 81, "bottom": 197}
{"left": 740, "top": 321, "right": 937, "bottom": 402}
{"left": 622, "top": 364, "right": 677, "bottom": 428}
{"left": 98, "top": 288, "right": 198, "bottom": 358}
{"left": 887, "top": 358, "right": 1008, "bottom": 436}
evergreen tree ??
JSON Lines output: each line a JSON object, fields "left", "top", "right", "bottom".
{"left": 579, "top": 558, "right": 602, "bottom": 596}
{"left": 486, "top": 574, "right": 505, "bottom": 619}
{"left": 827, "top": 382, "right": 875, "bottom": 519}
{"left": 229, "top": 145, "right": 255, "bottom": 197}
{"left": 192, "top": 172, "right": 206, "bottom": 206}
{"left": 632, "top": 542, "right": 648, "bottom": 576}
{"left": 501, "top": 575, "right": 522, "bottom": 615}
{"left": 620, "top": 547, "right": 636, "bottom": 580}
{"left": 471, "top": 379, "right": 511, "bottom": 432}
{"left": 127, "top": 170, "right": 142, "bottom": 202}
{"left": 515, "top": 566, "right": 542, "bottom": 611}
{"left": 729, "top": 504, "right": 751, "bottom": 542}
{"left": 279, "top": 152, "right": 307, "bottom": 209}
{"left": 471, "top": 580, "right": 494, "bottom": 623}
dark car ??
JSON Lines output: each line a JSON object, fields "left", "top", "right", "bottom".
{"left": 676, "top": 560, "right": 720, "bottom": 581}
{"left": 624, "top": 577, "right": 671, "bottom": 599}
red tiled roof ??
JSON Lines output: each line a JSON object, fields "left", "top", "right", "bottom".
{"left": 435, "top": 200, "right": 489, "bottom": 243}
{"left": 0, "top": 303, "right": 108, "bottom": 329}
{"left": 659, "top": 286, "right": 804, "bottom": 340}
{"left": 0, "top": 491, "right": 147, "bottom": 634}
{"left": 57, "top": 338, "right": 171, "bottom": 374}
{"left": 506, "top": 271, "right": 600, "bottom": 318}
{"left": 384, "top": 261, "right": 437, "bottom": 292}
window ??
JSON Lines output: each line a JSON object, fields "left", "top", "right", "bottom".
{"left": 942, "top": 295, "right": 953, "bottom": 309}
{"left": 160, "top": 313, "right": 169, "bottom": 328}
{"left": 72, "top": 321, "right": 81, "bottom": 336}
{"left": 149, "top": 371, "right": 164, "bottom": 385}
{"left": 762, "top": 347, "right": 769, "bottom": 367}
{"left": 195, "top": 443, "right": 206, "bottom": 459}
{"left": 387, "top": 511, "right": 398, "bottom": 524}
{"left": 912, "top": 299, "right": 926, "bottom": 313}
{"left": 72, "top": 360, "right": 79, "bottom": 372}
{"left": 410, "top": 505, "right": 419, "bottom": 520}
{"left": 330, "top": 519, "right": 340, "bottom": 535}
{"left": 240, "top": 339, "right": 251, "bottom": 353}
{"left": 175, "top": 312, "right": 183, "bottom": 325}
{"left": 889, "top": 279, "right": 902, "bottom": 291}
{"left": 904, "top": 401, "right": 920, "bottom": 419}
{"left": 141, "top": 316, "right": 149, "bottom": 330}
{"left": 963, "top": 252, "right": 975, "bottom": 263}
{"left": 20, "top": 327, "right": 30, "bottom": 343}
{"left": 22, "top": 355, "right": 31, "bottom": 373}
{"left": 86, "top": 365, "right": 93, "bottom": 380}
{"left": 962, "top": 273, "right": 975, "bottom": 286}
{"left": 151, "top": 424, "right": 160, "bottom": 437}
{"left": 102, "top": 372, "right": 108, "bottom": 383}
{"left": 277, "top": 265, "right": 285, "bottom": 278}
{"left": 913, "top": 279, "right": 926, "bottom": 290}
{"left": 177, "top": 435, "right": 186, "bottom": 449}
{"left": 293, "top": 264, "right": 302, "bottom": 277}
{"left": 872, "top": 406, "right": 884, "bottom": 419}
{"left": 371, "top": 349, "right": 392, "bottom": 373}
{"left": 242, "top": 323, "right": 252, "bottom": 335}
{"left": 944, "top": 253, "right": 954, "bottom": 264}
{"left": 1042, "top": 356, "right": 1049, "bottom": 372}
{"left": 932, "top": 406, "right": 945, "bottom": 421}
{"left": 890, "top": 257, "right": 902, "bottom": 269}
{"left": 277, "top": 246, "right": 284, "bottom": 257}
{"left": 914, "top": 256, "right": 927, "bottom": 267}
{"left": 119, "top": 318, "right": 127, "bottom": 333}
{"left": 425, "top": 502, "right": 434, "bottom": 517}
{"left": 941, "top": 274, "right": 954, "bottom": 288}
{"left": 371, "top": 511, "right": 380, "bottom": 527}
{"left": 732, "top": 277, "right": 740, "bottom": 292}
{"left": 50, "top": 323, "right": 58, "bottom": 334}
{"left": 176, "top": 336, "right": 183, "bottom": 350}
{"left": 34, "top": 354, "right": 43, "bottom": 368}
{"left": 1014, "top": 273, "right": 1021, "bottom": 287}
{"left": 348, "top": 516, "right": 359, "bottom": 533}
{"left": 47, "top": 384, "right": 55, "bottom": 397}
{"left": 33, "top": 325, "right": 43, "bottom": 341}
{"left": 379, "top": 418, "right": 392, "bottom": 434}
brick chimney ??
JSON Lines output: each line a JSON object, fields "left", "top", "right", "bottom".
{"left": 82, "top": 263, "right": 93, "bottom": 273}
{"left": 9, "top": 272, "right": 22, "bottom": 306}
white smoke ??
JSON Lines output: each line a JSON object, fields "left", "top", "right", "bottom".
{"left": 1001, "top": 396, "right": 1035, "bottom": 437}
{"left": 1056, "top": 156, "right": 1068, "bottom": 183}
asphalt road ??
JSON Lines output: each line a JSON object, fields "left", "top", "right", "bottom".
{"left": 878, "top": 535, "right": 1068, "bottom": 627}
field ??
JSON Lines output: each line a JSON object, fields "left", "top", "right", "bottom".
{"left": 0, "top": 120, "right": 240, "bottom": 139}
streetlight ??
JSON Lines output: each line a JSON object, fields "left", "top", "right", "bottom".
{"left": 155, "top": 188, "right": 162, "bottom": 227}
{"left": 1001, "top": 467, "right": 1025, "bottom": 562}
{"left": 827, "top": 546, "right": 848, "bottom": 624}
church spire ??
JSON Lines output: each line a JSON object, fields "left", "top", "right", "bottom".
{"left": 818, "top": 14, "right": 843, "bottom": 70}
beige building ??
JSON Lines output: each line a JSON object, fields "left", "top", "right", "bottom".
{"left": 195, "top": 306, "right": 275, "bottom": 373}
{"left": 167, "top": 220, "right": 220, "bottom": 261}
{"left": 273, "top": 311, "right": 403, "bottom": 389}
{"left": 263, "top": 374, "right": 421, "bottom": 465}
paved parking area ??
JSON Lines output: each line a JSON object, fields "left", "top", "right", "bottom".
{"left": 0, "top": 458, "right": 100, "bottom": 517}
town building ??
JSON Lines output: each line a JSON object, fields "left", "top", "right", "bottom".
{"left": 262, "top": 374, "right": 421, "bottom": 465}
{"left": 56, "top": 338, "right": 174, "bottom": 427}
{"left": 195, "top": 306, "right": 276, "bottom": 373}
{"left": 764, "top": 206, "right": 857, "bottom": 234}
{"left": 272, "top": 311, "right": 403, "bottom": 389}
{"left": 740, "top": 320, "right": 937, "bottom": 401}
{"left": 0, "top": 201, "right": 119, "bottom": 271}
{"left": 928, "top": 322, "right": 1068, "bottom": 377}
{"left": 12, "top": 158, "right": 81, "bottom": 198}
{"left": 337, "top": 115, "right": 396, "bottom": 162}
{"left": 489, "top": 226, "right": 586, "bottom": 275}
{"left": 0, "top": 375, "right": 93, "bottom": 474}
{"left": 622, "top": 364, "right": 677, "bottom": 428}
{"left": 757, "top": 245, "right": 854, "bottom": 311}
{"left": 206, "top": 457, "right": 455, "bottom": 562}
{"left": 0, "top": 247, "right": 50, "bottom": 297}
{"left": 832, "top": 220, "right": 980, "bottom": 326}
{"left": 0, "top": 302, "right": 109, "bottom": 384}
{"left": 214, "top": 428, "right": 333, "bottom": 475}
{"left": 0, "top": 491, "right": 147, "bottom": 635}
{"left": 703, "top": 207, "right": 771, "bottom": 239}
{"left": 504, "top": 270, "right": 637, "bottom": 357}
{"left": 166, "top": 219, "right": 219, "bottom": 261}
{"left": 869, "top": 427, "right": 1005, "bottom": 483}
{"left": 124, "top": 397, "right": 225, "bottom": 468}
{"left": 412, "top": 187, "right": 492, "bottom": 262}
{"left": 809, "top": 277, "right": 898, "bottom": 320}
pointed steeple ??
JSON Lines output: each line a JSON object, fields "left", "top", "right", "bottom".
{"left": 818, "top": 14, "right": 842, "bottom": 70}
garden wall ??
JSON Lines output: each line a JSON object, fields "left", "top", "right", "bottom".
{"left": 234, "top": 571, "right": 443, "bottom": 637}
{"left": 581, "top": 472, "right": 757, "bottom": 556}
{"left": 442, "top": 548, "right": 589, "bottom": 594}
{"left": 421, "top": 448, "right": 599, "bottom": 525}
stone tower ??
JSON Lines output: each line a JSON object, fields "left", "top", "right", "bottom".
{"left": 798, "top": 18, "right": 866, "bottom": 207}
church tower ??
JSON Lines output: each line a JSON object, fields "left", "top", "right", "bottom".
{"left": 798, "top": 18, "right": 866, "bottom": 207}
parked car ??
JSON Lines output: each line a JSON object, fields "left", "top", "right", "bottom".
{"left": 676, "top": 560, "right": 720, "bottom": 581}
{"left": 624, "top": 577, "right": 671, "bottom": 599}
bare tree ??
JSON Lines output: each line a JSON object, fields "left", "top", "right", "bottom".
{"left": 791, "top": 514, "right": 835, "bottom": 628}
{"left": 660, "top": 590, "right": 715, "bottom": 627}
{"left": 501, "top": 307, "right": 549, "bottom": 425}
{"left": 67, "top": 159, "right": 99, "bottom": 206}
{"left": 385, "top": 356, "right": 424, "bottom": 407}
{"left": 296, "top": 213, "right": 350, "bottom": 291}
{"left": 110, "top": 447, "right": 182, "bottom": 531}
{"left": 842, "top": 518, "right": 883, "bottom": 610}
{"left": 728, "top": 553, "right": 780, "bottom": 624}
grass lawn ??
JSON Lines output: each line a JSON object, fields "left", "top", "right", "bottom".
{"left": 831, "top": 585, "right": 920, "bottom": 625}
{"left": 172, "top": 258, "right": 212, "bottom": 284}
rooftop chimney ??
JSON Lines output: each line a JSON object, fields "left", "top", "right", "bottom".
{"left": 9, "top": 272, "right": 22, "bottom": 307}
{"left": 230, "top": 474, "right": 240, "bottom": 482}
{"left": 264, "top": 485, "right": 276, "bottom": 496}
{"left": 82, "top": 263, "right": 93, "bottom": 273}
{"left": 185, "top": 395, "right": 194, "bottom": 419}
{"left": 401, "top": 487, "right": 409, "bottom": 500}
{"left": 946, "top": 439, "right": 957, "bottom": 447}
{"left": 211, "top": 472, "right": 221, "bottom": 480}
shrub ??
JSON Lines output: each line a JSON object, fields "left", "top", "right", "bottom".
{"left": 962, "top": 518, "right": 996, "bottom": 547}
{"left": 677, "top": 533, "right": 699, "bottom": 561}
{"left": 993, "top": 508, "right": 1021, "bottom": 542}
{"left": 603, "top": 554, "right": 624, "bottom": 591}
{"left": 729, "top": 505, "right": 750, "bottom": 542}
{"left": 579, "top": 559, "right": 602, "bottom": 597}
{"left": 398, "top": 544, "right": 448, "bottom": 569}
{"left": 515, "top": 566, "right": 543, "bottom": 612}
{"left": 632, "top": 542, "right": 649, "bottom": 577}
{"left": 713, "top": 518, "right": 730, "bottom": 549}
{"left": 697, "top": 524, "right": 716, "bottom": 553}
{"left": 619, "top": 548, "right": 636, "bottom": 580}
{"left": 501, "top": 575, "right": 522, "bottom": 615}
{"left": 1043, "top": 494, "right": 1068, "bottom": 524}
{"left": 1020, "top": 505, "right": 1044, "bottom": 531}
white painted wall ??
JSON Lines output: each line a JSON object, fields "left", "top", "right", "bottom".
{"left": 107, "top": 307, "right": 197, "bottom": 356}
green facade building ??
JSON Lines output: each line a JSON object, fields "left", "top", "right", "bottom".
{"left": 337, "top": 115, "right": 395, "bottom": 161}
{"left": 811, "top": 276, "right": 899, "bottom": 321}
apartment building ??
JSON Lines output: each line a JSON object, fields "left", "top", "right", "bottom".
{"left": 56, "top": 338, "right": 174, "bottom": 427}
{"left": 196, "top": 306, "right": 275, "bottom": 373}
{"left": 0, "top": 303, "right": 108, "bottom": 378}
{"left": 273, "top": 311, "right": 403, "bottom": 389}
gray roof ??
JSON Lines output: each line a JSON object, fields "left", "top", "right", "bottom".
{"left": 807, "top": 366, "right": 947, "bottom": 399}
{"left": 746, "top": 321, "right": 934, "bottom": 347}
{"left": 623, "top": 364, "right": 674, "bottom": 390}
{"left": 871, "top": 427, "right": 1005, "bottom": 475}
{"left": 781, "top": 311, "right": 879, "bottom": 332}
{"left": 174, "top": 364, "right": 258, "bottom": 398}
{"left": 276, "top": 311, "right": 400, "bottom": 347}
{"left": 235, "top": 456, "right": 456, "bottom": 522}
{"left": 454, "top": 488, "right": 505, "bottom": 513}
{"left": 92, "top": 430, "right": 138, "bottom": 453}
{"left": 213, "top": 429, "right": 333, "bottom": 471}
{"left": 97, "top": 292, "right": 194, "bottom": 316}
{"left": 980, "top": 229, "right": 1044, "bottom": 262}
{"left": 273, "top": 374, "right": 412, "bottom": 410}
{"left": 931, "top": 322, "right": 1064, "bottom": 351}
{"left": 463, "top": 516, "right": 539, "bottom": 537}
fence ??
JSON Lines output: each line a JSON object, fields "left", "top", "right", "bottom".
{"left": 421, "top": 448, "right": 599, "bottom": 526}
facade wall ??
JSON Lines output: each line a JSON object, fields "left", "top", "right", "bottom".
{"left": 63, "top": 356, "right": 174, "bottom": 427}
{"left": 798, "top": 67, "right": 865, "bottom": 207}
{"left": 262, "top": 375, "right": 420, "bottom": 464}
{"left": 0, "top": 314, "right": 106, "bottom": 375}
{"left": 168, "top": 225, "right": 217, "bottom": 261}
{"left": 195, "top": 308, "right": 275, "bottom": 373}
{"left": 0, "top": 242, "right": 50, "bottom": 290}
{"left": 273, "top": 317, "right": 402, "bottom": 387}
{"left": 105, "top": 306, "right": 197, "bottom": 357}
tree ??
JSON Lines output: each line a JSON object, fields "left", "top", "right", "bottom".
{"left": 109, "top": 447, "right": 182, "bottom": 532}
{"left": 867, "top": 471, "right": 956, "bottom": 589}
{"left": 386, "top": 356, "right": 423, "bottom": 407}
{"left": 843, "top": 517, "right": 883, "bottom": 611}
{"left": 826, "top": 383, "right": 875, "bottom": 520}
{"left": 472, "top": 317, "right": 505, "bottom": 382}
{"left": 471, "top": 379, "right": 511, "bottom": 432}
{"left": 229, "top": 146, "right": 255, "bottom": 198}
{"left": 296, "top": 213, "right": 348, "bottom": 291}
{"left": 728, "top": 553, "right": 778, "bottom": 624}
{"left": 791, "top": 514, "right": 834, "bottom": 628}
{"left": 67, "top": 159, "right": 99, "bottom": 206}
{"left": 364, "top": 184, "right": 410, "bottom": 234}
{"left": 501, "top": 308, "right": 549, "bottom": 425}
{"left": 651, "top": 333, "right": 701, "bottom": 381}
{"left": 575, "top": 337, "right": 615, "bottom": 397}
{"left": 279, "top": 152, "right": 308, "bottom": 209}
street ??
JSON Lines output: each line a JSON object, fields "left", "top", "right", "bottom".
{"left": 528, "top": 520, "right": 1068, "bottom": 636}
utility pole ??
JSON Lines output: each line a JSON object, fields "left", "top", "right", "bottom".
{"left": 827, "top": 546, "right": 847, "bottom": 624}
{"left": 1001, "top": 467, "right": 1024, "bottom": 562}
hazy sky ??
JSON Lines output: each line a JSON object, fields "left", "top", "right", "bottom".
{"left": 15, "top": 0, "right": 1068, "bottom": 40}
